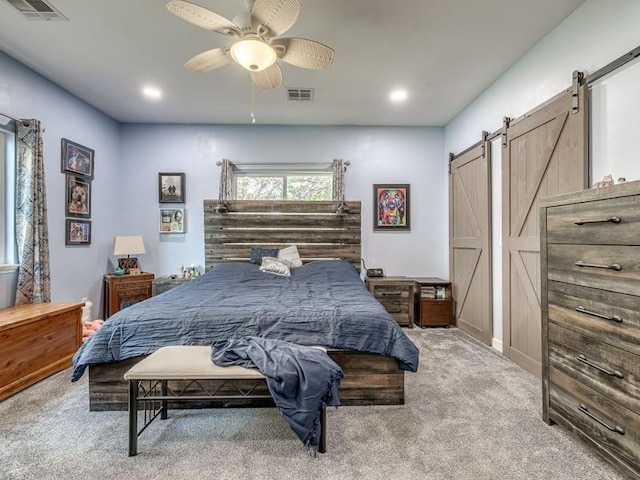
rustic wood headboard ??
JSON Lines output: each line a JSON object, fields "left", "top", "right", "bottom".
{"left": 203, "top": 200, "right": 361, "bottom": 271}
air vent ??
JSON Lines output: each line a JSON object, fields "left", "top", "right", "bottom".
{"left": 4, "top": 0, "right": 67, "bottom": 20}
{"left": 287, "top": 88, "right": 314, "bottom": 102}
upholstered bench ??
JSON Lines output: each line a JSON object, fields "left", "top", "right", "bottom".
{"left": 123, "top": 345, "right": 327, "bottom": 456}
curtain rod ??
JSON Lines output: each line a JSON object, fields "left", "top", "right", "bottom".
{"left": 0, "top": 111, "right": 24, "bottom": 123}
{"left": 216, "top": 160, "right": 350, "bottom": 166}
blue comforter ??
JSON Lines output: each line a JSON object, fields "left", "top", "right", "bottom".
{"left": 71, "top": 260, "right": 419, "bottom": 381}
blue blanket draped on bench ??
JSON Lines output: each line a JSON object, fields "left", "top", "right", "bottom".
{"left": 211, "top": 337, "right": 344, "bottom": 453}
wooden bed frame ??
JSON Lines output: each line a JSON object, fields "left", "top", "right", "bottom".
{"left": 87, "top": 200, "right": 407, "bottom": 411}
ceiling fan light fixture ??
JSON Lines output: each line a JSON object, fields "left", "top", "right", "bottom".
{"left": 230, "top": 39, "right": 277, "bottom": 72}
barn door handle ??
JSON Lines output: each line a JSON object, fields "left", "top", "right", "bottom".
{"left": 576, "top": 305, "right": 623, "bottom": 323}
{"left": 577, "top": 354, "right": 624, "bottom": 379}
{"left": 574, "top": 260, "right": 622, "bottom": 271}
{"left": 578, "top": 404, "right": 625, "bottom": 435}
{"left": 574, "top": 216, "right": 621, "bottom": 225}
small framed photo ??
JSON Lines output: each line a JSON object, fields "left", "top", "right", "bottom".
{"left": 66, "top": 174, "right": 91, "bottom": 218}
{"left": 159, "top": 172, "right": 185, "bottom": 203}
{"left": 159, "top": 208, "right": 185, "bottom": 233}
{"left": 61, "top": 138, "right": 94, "bottom": 179}
{"left": 373, "top": 184, "right": 410, "bottom": 231}
{"left": 65, "top": 219, "right": 91, "bottom": 246}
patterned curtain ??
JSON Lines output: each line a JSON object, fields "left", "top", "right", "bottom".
{"left": 218, "top": 158, "right": 236, "bottom": 201}
{"left": 332, "top": 158, "right": 346, "bottom": 201}
{"left": 15, "top": 120, "right": 50, "bottom": 304}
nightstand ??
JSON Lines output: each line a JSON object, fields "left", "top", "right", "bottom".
{"left": 366, "top": 276, "right": 415, "bottom": 328}
{"left": 103, "top": 273, "right": 154, "bottom": 318}
{"left": 412, "top": 277, "right": 452, "bottom": 328}
{"left": 152, "top": 276, "right": 191, "bottom": 296}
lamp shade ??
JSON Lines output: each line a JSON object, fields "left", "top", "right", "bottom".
{"left": 230, "top": 39, "right": 277, "bottom": 72}
{"left": 113, "top": 236, "right": 146, "bottom": 256}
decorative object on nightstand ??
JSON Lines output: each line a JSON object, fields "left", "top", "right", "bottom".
{"left": 412, "top": 278, "right": 453, "bottom": 328}
{"left": 366, "top": 276, "right": 415, "bottom": 328}
{"left": 103, "top": 272, "right": 154, "bottom": 318}
{"left": 113, "top": 236, "right": 146, "bottom": 273}
{"left": 152, "top": 275, "right": 191, "bottom": 296}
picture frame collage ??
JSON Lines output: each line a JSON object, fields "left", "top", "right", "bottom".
{"left": 62, "top": 138, "right": 94, "bottom": 246}
{"left": 158, "top": 172, "right": 185, "bottom": 233}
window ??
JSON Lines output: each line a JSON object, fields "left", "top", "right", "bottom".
{"left": 0, "top": 121, "right": 16, "bottom": 268}
{"left": 234, "top": 168, "right": 333, "bottom": 201}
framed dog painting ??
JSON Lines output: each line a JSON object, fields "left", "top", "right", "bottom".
{"left": 373, "top": 184, "right": 410, "bottom": 231}
{"left": 61, "top": 138, "right": 94, "bottom": 179}
{"left": 66, "top": 175, "right": 91, "bottom": 218}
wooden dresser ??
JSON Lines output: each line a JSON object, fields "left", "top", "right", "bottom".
{"left": 540, "top": 180, "right": 639, "bottom": 479}
{"left": 0, "top": 302, "right": 83, "bottom": 401}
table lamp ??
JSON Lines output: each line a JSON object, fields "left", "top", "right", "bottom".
{"left": 113, "top": 236, "right": 146, "bottom": 273}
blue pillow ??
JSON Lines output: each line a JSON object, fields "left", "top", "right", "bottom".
{"left": 250, "top": 246, "right": 279, "bottom": 265}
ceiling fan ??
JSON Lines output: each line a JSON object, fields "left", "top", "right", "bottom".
{"left": 166, "top": 0, "right": 335, "bottom": 90}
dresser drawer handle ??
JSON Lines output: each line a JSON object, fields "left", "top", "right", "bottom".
{"left": 379, "top": 292, "right": 402, "bottom": 297}
{"left": 574, "top": 260, "right": 622, "bottom": 271}
{"left": 574, "top": 216, "right": 621, "bottom": 225}
{"left": 575, "top": 305, "right": 623, "bottom": 323}
{"left": 577, "top": 404, "right": 625, "bottom": 435}
{"left": 577, "top": 354, "right": 624, "bottom": 379}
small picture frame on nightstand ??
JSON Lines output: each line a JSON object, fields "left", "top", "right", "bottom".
{"left": 129, "top": 268, "right": 141, "bottom": 275}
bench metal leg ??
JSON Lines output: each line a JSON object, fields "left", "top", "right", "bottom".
{"left": 319, "top": 405, "right": 326, "bottom": 453}
{"left": 128, "top": 380, "right": 138, "bottom": 457}
{"left": 161, "top": 381, "right": 168, "bottom": 420}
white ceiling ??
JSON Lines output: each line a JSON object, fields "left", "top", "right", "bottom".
{"left": 0, "top": 0, "right": 584, "bottom": 126}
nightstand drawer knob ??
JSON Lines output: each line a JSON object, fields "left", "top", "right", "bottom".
{"left": 577, "top": 404, "right": 625, "bottom": 435}
{"left": 577, "top": 354, "right": 624, "bottom": 379}
{"left": 575, "top": 305, "right": 623, "bottom": 323}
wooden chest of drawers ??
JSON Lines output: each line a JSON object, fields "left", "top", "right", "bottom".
{"left": 366, "top": 277, "right": 415, "bottom": 327}
{"left": 540, "top": 181, "right": 640, "bottom": 479}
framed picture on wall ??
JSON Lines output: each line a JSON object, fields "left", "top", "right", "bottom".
{"left": 159, "top": 208, "right": 185, "bottom": 233}
{"left": 61, "top": 138, "right": 94, "bottom": 179}
{"left": 65, "top": 174, "right": 91, "bottom": 218}
{"left": 65, "top": 219, "right": 91, "bottom": 246}
{"left": 158, "top": 172, "right": 185, "bottom": 203}
{"left": 373, "top": 184, "right": 410, "bottom": 231}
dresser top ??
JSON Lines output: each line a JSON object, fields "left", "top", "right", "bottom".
{"left": 539, "top": 179, "right": 640, "bottom": 208}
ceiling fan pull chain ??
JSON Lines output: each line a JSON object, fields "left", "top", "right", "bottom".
{"left": 250, "top": 80, "right": 257, "bottom": 124}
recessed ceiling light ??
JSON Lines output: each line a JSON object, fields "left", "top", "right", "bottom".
{"left": 142, "top": 86, "right": 163, "bottom": 101}
{"left": 389, "top": 89, "right": 408, "bottom": 103}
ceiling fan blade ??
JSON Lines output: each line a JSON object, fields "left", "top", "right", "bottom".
{"left": 167, "top": 0, "right": 237, "bottom": 34}
{"left": 251, "top": 0, "right": 300, "bottom": 36}
{"left": 251, "top": 63, "right": 283, "bottom": 89}
{"left": 185, "top": 48, "right": 232, "bottom": 72}
{"left": 272, "top": 38, "right": 335, "bottom": 70}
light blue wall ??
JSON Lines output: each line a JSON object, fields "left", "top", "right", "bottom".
{"left": 443, "top": 0, "right": 640, "bottom": 349}
{"left": 118, "top": 124, "right": 446, "bottom": 279}
{"left": 0, "top": 48, "right": 447, "bottom": 314}
{"left": 0, "top": 51, "right": 121, "bottom": 315}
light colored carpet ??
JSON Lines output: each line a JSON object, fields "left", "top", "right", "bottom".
{"left": 0, "top": 328, "right": 625, "bottom": 480}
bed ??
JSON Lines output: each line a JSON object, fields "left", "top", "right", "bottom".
{"left": 79, "top": 200, "right": 420, "bottom": 410}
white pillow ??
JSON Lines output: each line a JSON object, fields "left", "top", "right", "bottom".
{"left": 278, "top": 245, "right": 303, "bottom": 268}
{"left": 259, "top": 257, "right": 291, "bottom": 277}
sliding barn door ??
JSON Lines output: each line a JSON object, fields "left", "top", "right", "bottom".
{"left": 449, "top": 141, "right": 492, "bottom": 345}
{"left": 502, "top": 84, "right": 588, "bottom": 377}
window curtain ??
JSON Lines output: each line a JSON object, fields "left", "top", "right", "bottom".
{"left": 15, "top": 119, "right": 50, "bottom": 304}
{"left": 218, "top": 158, "right": 236, "bottom": 201}
{"left": 332, "top": 158, "right": 346, "bottom": 201}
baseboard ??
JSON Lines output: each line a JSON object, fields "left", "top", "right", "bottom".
{"left": 492, "top": 338, "right": 503, "bottom": 353}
